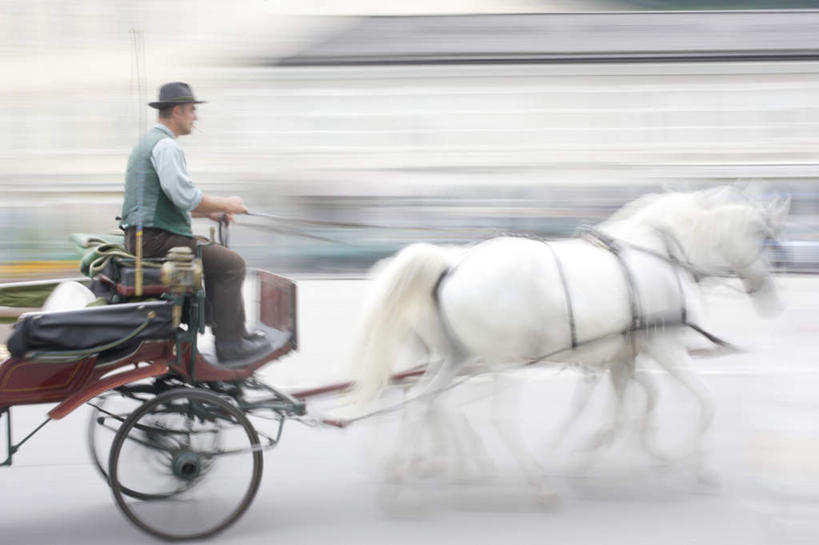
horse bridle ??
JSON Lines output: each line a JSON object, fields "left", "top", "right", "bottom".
{"left": 581, "top": 222, "right": 777, "bottom": 292}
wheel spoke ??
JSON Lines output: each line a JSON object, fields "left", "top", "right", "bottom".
{"left": 87, "top": 393, "right": 145, "bottom": 489}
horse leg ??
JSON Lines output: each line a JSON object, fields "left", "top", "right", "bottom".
{"left": 378, "top": 374, "right": 462, "bottom": 514}
{"left": 582, "top": 357, "right": 633, "bottom": 451}
{"left": 643, "top": 336, "right": 715, "bottom": 462}
{"left": 426, "top": 396, "right": 494, "bottom": 483}
{"left": 630, "top": 364, "right": 669, "bottom": 462}
{"left": 382, "top": 387, "right": 420, "bottom": 484}
{"left": 490, "top": 375, "right": 544, "bottom": 493}
{"left": 489, "top": 373, "right": 558, "bottom": 502}
{"left": 379, "top": 333, "right": 436, "bottom": 483}
{"left": 407, "top": 401, "right": 452, "bottom": 479}
{"left": 563, "top": 358, "right": 633, "bottom": 478}
{"left": 541, "top": 369, "right": 602, "bottom": 452}
{"left": 402, "top": 352, "right": 468, "bottom": 480}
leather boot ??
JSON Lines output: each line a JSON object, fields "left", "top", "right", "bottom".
{"left": 216, "top": 334, "right": 272, "bottom": 363}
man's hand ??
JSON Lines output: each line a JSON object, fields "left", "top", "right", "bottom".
{"left": 208, "top": 212, "right": 236, "bottom": 223}
{"left": 193, "top": 194, "right": 248, "bottom": 218}
{"left": 224, "top": 196, "right": 248, "bottom": 214}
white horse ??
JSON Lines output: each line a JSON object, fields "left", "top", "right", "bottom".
{"left": 350, "top": 186, "right": 789, "bottom": 483}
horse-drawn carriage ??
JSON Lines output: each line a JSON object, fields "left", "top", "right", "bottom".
{"left": 0, "top": 185, "right": 792, "bottom": 540}
{"left": 0, "top": 232, "right": 304, "bottom": 540}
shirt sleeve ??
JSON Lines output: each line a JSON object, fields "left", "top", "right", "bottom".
{"left": 151, "top": 138, "right": 203, "bottom": 212}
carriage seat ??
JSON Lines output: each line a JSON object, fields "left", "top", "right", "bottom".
{"left": 88, "top": 259, "right": 170, "bottom": 301}
{"left": 6, "top": 300, "right": 175, "bottom": 360}
{"left": 71, "top": 233, "right": 171, "bottom": 298}
{"left": 112, "top": 265, "right": 168, "bottom": 297}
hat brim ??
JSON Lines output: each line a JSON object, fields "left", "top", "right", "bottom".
{"left": 148, "top": 100, "right": 207, "bottom": 109}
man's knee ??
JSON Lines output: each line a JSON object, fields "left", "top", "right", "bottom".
{"left": 228, "top": 252, "right": 246, "bottom": 279}
{"left": 202, "top": 245, "right": 246, "bottom": 280}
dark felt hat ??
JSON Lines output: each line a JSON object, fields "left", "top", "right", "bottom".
{"left": 148, "top": 82, "right": 206, "bottom": 109}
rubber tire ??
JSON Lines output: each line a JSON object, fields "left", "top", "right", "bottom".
{"left": 108, "top": 387, "right": 263, "bottom": 541}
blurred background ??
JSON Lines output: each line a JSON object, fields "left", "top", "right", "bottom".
{"left": 1, "top": 0, "right": 819, "bottom": 278}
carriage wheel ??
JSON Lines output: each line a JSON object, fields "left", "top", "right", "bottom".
{"left": 87, "top": 393, "right": 144, "bottom": 488}
{"left": 108, "top": 388, "right": 263, "bottom": 541}
{"left": 88, "top": 390, "right": 197, "bottom": 501}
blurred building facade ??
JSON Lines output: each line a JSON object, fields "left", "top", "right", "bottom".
{"left": 1, "top": 4, "right": 818, "bottom": 273}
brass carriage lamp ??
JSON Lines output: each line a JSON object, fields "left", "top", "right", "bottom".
{"left": 161, "top": 247, "right": 203, "bottom": 327}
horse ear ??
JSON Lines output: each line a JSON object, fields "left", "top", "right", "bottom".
{"left": 765, "top": 195, "right": 791, "bottom": 226}
{"left": 699, "top": 185, "right": 738, "bottom": 207}
{"left": 738, "top": 179, "right": 771, "bottom": 200}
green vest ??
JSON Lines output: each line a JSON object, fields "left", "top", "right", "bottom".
{"left": 120, "top": 127, "right": 193, "bottom": 237}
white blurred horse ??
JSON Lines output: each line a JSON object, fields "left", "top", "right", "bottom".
{"left": 351, "top": 186, "right": 789, "bottom": 483}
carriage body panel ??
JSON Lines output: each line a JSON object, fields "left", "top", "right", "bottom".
{"left": 0, "top": 269, "right": 297, "bottom": 414}
{"left": 0, "top": 354, "right": 99, "bottom": 408}
{"left": 0, "top": 341, "right": 174, "bottom": 410}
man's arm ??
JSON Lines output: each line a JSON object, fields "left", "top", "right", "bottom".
{"left": 152, "top": 138, "right": 203, "bottom": 212}
{"left": 192, "top": 194, "right": 248, "bottom": 220}
{"left": 151, "top": 138, "right": 247, "bottom": 222}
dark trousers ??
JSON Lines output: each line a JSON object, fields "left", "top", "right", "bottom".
{"left": 125, "top": 227, "right": 246, "bottom": 342}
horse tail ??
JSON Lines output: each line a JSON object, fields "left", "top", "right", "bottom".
{"left": 351, "top": 243, "right": 453, "bottom": 401}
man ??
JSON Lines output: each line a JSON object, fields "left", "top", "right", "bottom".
{"left": 120, "top": 81, "right": 270, "bottom": 362}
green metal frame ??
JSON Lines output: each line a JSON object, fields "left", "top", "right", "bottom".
{"left": 170, "top": 288, "right": 206, "bottom": 384}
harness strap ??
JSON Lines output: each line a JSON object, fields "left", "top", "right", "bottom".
{"left": 652, "top": 227, "right": 689, "bottom": 324}
{"left": 542, "top": 241, "right": 577, "bottom": 349}
{"left": 432, "top": 268, "right": 471, "bottom": 359}
{"left": 581, "top": 229, "right": 643, "bottom": 331}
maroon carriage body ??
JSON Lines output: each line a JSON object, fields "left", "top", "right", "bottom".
{"left": 0, "top": 270, "right": 297, "bottom": 419}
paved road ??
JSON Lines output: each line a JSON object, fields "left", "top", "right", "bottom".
{"left": 2, "top": 276, "right": 819, "bottom": 545}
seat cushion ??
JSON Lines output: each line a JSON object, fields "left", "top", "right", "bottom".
{"left": 116, "top": 267, "right": 168, "bottom": 296}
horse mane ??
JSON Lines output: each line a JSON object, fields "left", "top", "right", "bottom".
{"left": 603, "top": 186, "right": 747, "bottom": 231}
{"left": 605, "top": 192, "right": 666, "bottom": 223}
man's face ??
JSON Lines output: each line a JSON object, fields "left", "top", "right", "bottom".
{"left": 174, "top": 104, "right": 198, "bottom": 135}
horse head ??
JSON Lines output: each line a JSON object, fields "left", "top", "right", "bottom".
{"left": 687, "top": 188, "right": 790, "bottom": 314}
{"left": 611, "top": 185, "right": 789, "bottom": 315}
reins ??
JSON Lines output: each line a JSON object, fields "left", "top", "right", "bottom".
{"left": 241, "top": 210, "right": 504, "bottom": 244}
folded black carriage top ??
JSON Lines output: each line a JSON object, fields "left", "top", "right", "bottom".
{"left": 6, "top": 301, "right": 175, "bottom": 359}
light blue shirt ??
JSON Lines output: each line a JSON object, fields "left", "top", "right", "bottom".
{"left": 150, "top": 124, "right": 203, "bottom": 214}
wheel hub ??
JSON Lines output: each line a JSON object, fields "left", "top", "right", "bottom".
{"left": 172, "top": 451, "right": 202, "bottom": 481}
